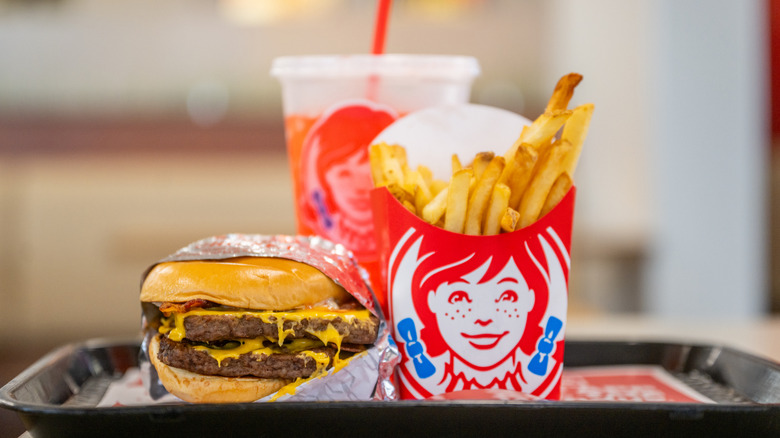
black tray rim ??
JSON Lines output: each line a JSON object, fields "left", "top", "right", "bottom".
{"left": 2, "top": 337, "right": 779, "bottom": 414}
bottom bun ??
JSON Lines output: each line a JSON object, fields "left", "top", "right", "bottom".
{"left": 148, "top": 335, "right": 291, "bottom": 403}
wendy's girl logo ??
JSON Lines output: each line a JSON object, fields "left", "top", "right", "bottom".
{"left": 371, "top": 187, "right": 575, "bottom": 400}
{"left": 300, "top": 100, "right": 398, "bottom": 262}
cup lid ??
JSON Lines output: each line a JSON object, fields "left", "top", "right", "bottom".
{"left": 270, "top": 54, "right": 481, "bottom": 80}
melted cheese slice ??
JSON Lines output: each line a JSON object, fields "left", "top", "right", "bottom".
{"left": 190, "top": 338, "right": 324, "bottom": 366}
{"left": 157, "top": 306, "right": 374, "bottom": 399}
{"left": 269, "top": 350, "right": 366, "bottom": 402}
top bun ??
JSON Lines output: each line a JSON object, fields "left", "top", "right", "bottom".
{"left": 140, "top": 256, "right": 352, "bottom": 310}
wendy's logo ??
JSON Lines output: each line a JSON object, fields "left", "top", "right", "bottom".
{"left": 387, "top": 223, "right": 570, "bottom": 400}
{"left": 299, "top": 100, "right": 398, "bottom": 260}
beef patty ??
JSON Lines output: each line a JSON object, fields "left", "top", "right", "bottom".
{"left": 156, "top": 335, "right": 336, "bottom": 379}
{"left": 181, "top": 313, "right": 380, "bottom": 345}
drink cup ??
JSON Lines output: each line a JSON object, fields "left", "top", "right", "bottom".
{"left": 271, "top": 54, "right": 480, "bottom": 312}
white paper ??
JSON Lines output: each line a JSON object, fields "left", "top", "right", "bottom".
{"left": 371, "top": 103, "right": 531, "bottom": 179}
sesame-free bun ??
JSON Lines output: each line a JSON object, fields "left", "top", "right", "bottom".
{"left": 148, "top": 335, "right": 290, "bottom": 403}
{"left": 140, "top": 256, "right": 351, "bottom": 310}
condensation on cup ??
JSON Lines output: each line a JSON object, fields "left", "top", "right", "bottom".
{"left": 270, "top": 55, "right": 480, "bottom": 312}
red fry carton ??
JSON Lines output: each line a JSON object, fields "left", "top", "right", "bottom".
{"left": 370, "top": 185, "right": 575, "bottom": 400}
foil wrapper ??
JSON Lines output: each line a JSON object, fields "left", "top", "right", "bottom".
{"left": 139, "top": 233, "right": 399, "bottom": 402}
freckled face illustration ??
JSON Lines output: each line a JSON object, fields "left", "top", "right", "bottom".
{"left": 427, "top": 257, "right": 534, "bottom": 369}
{"left": 323, "top": 151, "right": 374, "bottom": 224}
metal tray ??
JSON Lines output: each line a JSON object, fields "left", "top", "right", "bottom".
{"left": 2, "top": 339, "right": 779, "bottom": 437}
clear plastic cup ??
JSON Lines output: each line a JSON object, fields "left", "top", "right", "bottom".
{"left": 272, "top": 55, "right": 480, "bottom": 117}
{"left": 271, "top": 54, "right": 480, "bottom": 310}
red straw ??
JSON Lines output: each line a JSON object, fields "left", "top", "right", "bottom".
{"left": 372, "top": 0, "right": 392, "bottom": 54}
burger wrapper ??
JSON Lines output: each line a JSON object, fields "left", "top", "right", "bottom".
{"left": 370, "top": 185, "right": 574, "bottom": 401}
{"left": 139, "top": 234, "right": 400, "bottom": 402}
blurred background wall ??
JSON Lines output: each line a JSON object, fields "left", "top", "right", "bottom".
{"left": 0, "top": 0, "right": 776, "bottom": 351}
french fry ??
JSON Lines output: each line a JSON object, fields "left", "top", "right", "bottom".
{"left": 430, "top": 179, "right": 449, "bottom": 196}
{"left": 517, "top": 140, "right": 573, "bottom": 229}
{"left": 401, "top": 199, "right": 417, "bottom": 215}
{"left": 369, "top": 143, "right": 386, "bottom": 186}
{"left": 471, "top": 151, "right": 494, "bottom": 182}
{"left": 444, "top": 168, "right": 473, "bottom": 233}
{"left": 414, "top": 185, "right": 432, "bottom": 215}
{"left": 391, "top": 144, "right": 409, "bottom": 170}
{"left": 544, "top": 73, "right": 583, "bottom": 113}
{"left": 368, "top": 72, "right": 593, "bottom": 237}
{"left": 452, "top": 154, "right": 463, "bottom": 173}
{"left": 406, "top": 168, "right": 432, "bottom": 204}
{"left": 417, "top": 165, "right": 434, "bottom": 188}
{"left": 539, "top": 172, "right": 573, "bottom": 219}
{"left": 560, "top": 103, "right": 594, "bottom": 176}
{"left": 484, "top": 183, "right": 510, "bottom": 236}
{"left": 400, "top": 167, "right": 416, "bottom": 195}
{"left": 377, "top": 143, "right": 405, "bottom": 186}
{"left": 523, "top": 110, "right": 571, "bottom": 149}
{"left": 421, "top": 186, "right": 449, "bottom": 225}
{"left": 505, "top": 144, "right": 539, "bottom": 210}
{"left": 464, "top": 156, "right": 505, "bottom": 235}
{"left": 500, "top": 207, "right": 520, "bottom": 233}
{"left": 386, "top": 182, "right": 414, "bottom": 208}
{"left": 502, "top": 110, "right": 570, "bottom": 173}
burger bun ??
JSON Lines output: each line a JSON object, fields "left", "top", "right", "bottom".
{"left": 148, "top": 335, "right": 291, "bottom": 403}
{"left": 140, "top": 256, "right": 352, "bottom": 311}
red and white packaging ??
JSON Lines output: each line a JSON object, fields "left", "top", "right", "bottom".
{"left": 560, "top": 366, "right": 714, "bottom": 403}
{"left": 369, "top": 103, "right": 575, "bottom": 400}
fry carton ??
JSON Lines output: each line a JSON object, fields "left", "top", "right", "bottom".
{"left": 371, "top": 185, "right": 574, "bottom": 400}
{"left": 366, "top": 76, "right": 592, "bottom": 400}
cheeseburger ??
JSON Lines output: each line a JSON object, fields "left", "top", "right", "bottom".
{"left": 141, "top": 255, "right": 380, "bottom": 403}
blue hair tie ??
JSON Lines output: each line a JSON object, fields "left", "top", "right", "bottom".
{"left": 396, "top": 318, "right": 436, "bottom": 379}
{"left": 528, "top": 316, "right": 563, "bottom": 376}
{"left": 311, "top": 189, "right": 333, "bottom": 230}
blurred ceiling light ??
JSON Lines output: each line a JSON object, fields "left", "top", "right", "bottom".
{"left": 218, "top": 0, "right": 339, "bottom": 26}
{"left": 404, "top": 0, "right": 476, "bottom": 21}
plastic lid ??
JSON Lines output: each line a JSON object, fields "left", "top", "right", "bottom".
{"left": 270, "top": 54, "right": 481, "bottom": 80}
